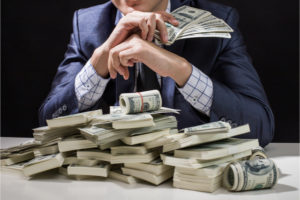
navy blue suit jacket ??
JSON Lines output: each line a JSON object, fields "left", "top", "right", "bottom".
{"left": 39, "top": 0, "right": 275, "bottom": 147}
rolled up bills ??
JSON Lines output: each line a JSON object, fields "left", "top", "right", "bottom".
{"left": 249, "top": 146, "right": 268, "bottom": 160}
{"left": 223, "top": 159, "right": 279, "bottom": 191}
{"left": 119, "top": 90, "right": 162, "bottom": 114}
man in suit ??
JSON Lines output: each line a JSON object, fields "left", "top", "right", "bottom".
{"left": 39, "top": 0, "right": 275, "bottom": 147}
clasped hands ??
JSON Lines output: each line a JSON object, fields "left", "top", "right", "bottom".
{"left": 91, "top": 10, "right": 192, "bottom": 87}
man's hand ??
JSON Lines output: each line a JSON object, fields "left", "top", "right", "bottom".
{"left": 108, "top": 34, "right": 192, "bottom": 87}
{"left": 90, "top": 11, "right": 178, "bottom": 78}
{"left": 107, "top": 11, "right": 178, "bottom": 47}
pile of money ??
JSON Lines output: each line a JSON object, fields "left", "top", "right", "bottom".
{"left": 162, "top": 122, "right": 251, "bottom": 152}
{"left": 0, "top": 90, "right": 279, "bottom": 192}
{"left": 1, "top": 90, "right": 178, "bottom": 185}
{"left": 122, "top": 158, "right": 174, "bottom": 185}
{"left": 160, "top": 121, "right": 278, "bottom": 192}
{"left": 154, "top": 5, "right": 233, "bottom": 45}
{"left": 0, "top": 109, "right": 104, "bottom": 177}
{"left": 173, "top": 163, "right": 227, "bottom": 192}
{"left": 74, "top": 92, "right": 179, "bottom": 184}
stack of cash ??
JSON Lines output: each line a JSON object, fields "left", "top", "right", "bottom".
{"left": 154, "top": 5, "right": 233, "bottom": 45}
{"left": 0, "top": 89, "right": 279, "bottom": 192}
{"left": 73, "top": 90, "right": 179, "bottom": 184}
{"left": 1, "top": 90, "right": 179, "bottom": 185}
{"left": 122, "top": 158, "right": 174, "bottom": 185}
{"left": 159, "top": 121, "right": 263, "bottom": 192}
{"left": 0, "top": 109, "right": 104, "bottom": 177}
{"left": 173, "top": 163, "right": 227, "bottom": 192}
{"left": 162, "top": 122, "right": 251, "bottom": 152}
{"left": 0, "top": 110, "right": 91, "bottom": 176}
{"left": 158, "top": 121, "right": 278, "bottom": 192}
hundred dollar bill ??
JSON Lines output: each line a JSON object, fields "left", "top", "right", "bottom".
{"left": 154, "top": 5, "right": 233, "bottom": 45}
{"left": 155, "top": 6, "right": 211, "bottom": 45}
{"left": 119, "top": 90, "right": 162, "bottom": 114}
{"left": 223, "top": 159, "right": 279, "bottom": 191}
{"left": 179, "top": 32, "right": 231, "bottom": 40}
{"left": 183, "top": 121, "right": 231, "bottom": 134}
{"left": 182, "top": 23, "right": 233, "bottom": 35}
{"left": 182, "top": 20, "right": 233, "bottom": 36}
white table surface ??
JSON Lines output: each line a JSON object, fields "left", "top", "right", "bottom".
{"left": 1, "top": 137, "right": 299, "bottom": 200}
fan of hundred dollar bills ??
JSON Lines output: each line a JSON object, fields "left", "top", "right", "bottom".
{"left": 154, "top": 5, "right": 233, "bottom": 45}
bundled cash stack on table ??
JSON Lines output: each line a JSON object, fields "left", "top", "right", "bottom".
{"left": 73, "top": 90, "right": 180, "bottom": 185}
{"left": 1, "top": 90, "right": 279, "bottom": 194}
{"left": 1, "top": 90, "right": 180, "bottom": 186}
{"left": 160, "top": 121, "right": 277, "bottom": 192}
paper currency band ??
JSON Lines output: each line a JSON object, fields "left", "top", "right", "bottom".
{"left": 137, "top": 92, "right": 144, "bottom": 112}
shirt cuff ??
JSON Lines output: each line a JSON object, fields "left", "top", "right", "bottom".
{"left": 75, "top": 60, "right": 110, "bottom": 111}
{"left": 177, "top": 65, "right": 213, "bottom": 116}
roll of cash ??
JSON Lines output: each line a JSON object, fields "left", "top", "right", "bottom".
{"left": 223, "top": 159, "right": 279, "bottom": 192}
{"left": 119, "top": 90, "right": 162, "bottom": 114}
{"left": 249, "top": 146, "right": 268, "bottom": 160}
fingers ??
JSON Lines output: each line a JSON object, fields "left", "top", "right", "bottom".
{"left": 111, "top": 49, "right": 126, "bottom": 76}
{"left": 138, "top": 17, "right": 148, "bottom": 40}
{"left": 108, "top": 42, "right": 131, "bottom": 80}
{"left": 107, "top": 62, "right": 118, "bottom": 79}
{"left": 119, "top": 48, "right": 138, "bottom": 67}
{"left": 146, "top": 13, "right": 156, "bottom": 41}
{"left": 108, "top": 35, "right": 144, "bottom": 80}
{"left": 122, "top": 66, "right": 129, "bottom": 80}
{"left": 124, "top": 11, "right": 178, "bottom": 43}
{"left": 110, "top": 10, "right": 178, "bottom": 48}
{"left": 154, "top": 12, "right": 179, "bottom": 43}
{"left": 155, "top": 14, "right": 169, "bottom": 43}
{"left": 156, "top": 11, "right": 179, "bottom": 26}
{"left": 106, "top": 10, "right": 179, "bottom": 79}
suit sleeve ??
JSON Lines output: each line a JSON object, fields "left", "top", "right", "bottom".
{"left": 209, "top": 8, "right": 275, "bottom": 147}
{"left": 38, "top": 11, "right": 88, "bottom": 126}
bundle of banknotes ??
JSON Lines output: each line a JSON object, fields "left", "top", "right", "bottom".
{"left": 160, "top": 121, "right": 278, "bottom": 192}
{"left": 0, "top": 89, "right": 279, "bottom": 193}
{"left": 154, "top": 5, "right": 233, "bottom": 45}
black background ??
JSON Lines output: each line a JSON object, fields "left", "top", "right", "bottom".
{"left": 1, "top": 0, "right": 299, "bottom": 142}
